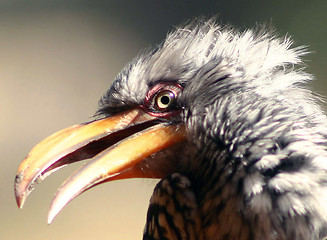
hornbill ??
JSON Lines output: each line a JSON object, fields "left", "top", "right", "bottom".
{"left": 15, "top": 19, "right": 327, "bottom": 240}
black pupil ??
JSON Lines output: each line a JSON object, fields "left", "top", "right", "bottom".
{"left": 161, "top": 95, "right": 170, "bottom": 105}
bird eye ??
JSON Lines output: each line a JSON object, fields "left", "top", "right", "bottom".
{"left": 155, "top": 90, "right": 175, "bottom": 110}
{"left": 144, "top": 82, "right": 183, "bottom": 117}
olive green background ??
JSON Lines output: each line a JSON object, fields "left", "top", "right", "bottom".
{"left": 1, "top": 1, "right": 326, "bottom": 239}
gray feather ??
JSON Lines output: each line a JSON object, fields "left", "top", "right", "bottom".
{"left": 100, "top": 19, "right": 327, "bottom": 240}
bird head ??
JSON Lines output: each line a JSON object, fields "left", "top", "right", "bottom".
{"left": 15, "top": 19, "right": 326, "bottom": 232}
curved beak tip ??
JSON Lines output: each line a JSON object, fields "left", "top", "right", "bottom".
{"left": 15, "top": 195, "right": 24, "bottom": 209}
{"left": 14, "top": 172, "right": 26, "bottom": 208}
{"left": 15, "top": 195, "right": 25, "bottom": 209}
{"left": 47, "top": 213, "right": 56, "bottom": 224}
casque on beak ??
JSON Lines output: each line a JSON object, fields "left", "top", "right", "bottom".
{"left": 15, "top": 108, "right": 186, "bottom": 223}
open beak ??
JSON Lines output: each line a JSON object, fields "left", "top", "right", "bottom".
{"left": 15, "top": 108, "right": 186, "bottom": 223}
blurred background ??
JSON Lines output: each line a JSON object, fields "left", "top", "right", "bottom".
{"left": 1, "top": 0, "right": 326, "bottom": 239}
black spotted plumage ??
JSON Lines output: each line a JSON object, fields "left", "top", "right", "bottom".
{"left": 144, "top": 173, "right": 202, "bottom": 240}
{"left": 15, "top": 19, "right": 327, "bottom": 240}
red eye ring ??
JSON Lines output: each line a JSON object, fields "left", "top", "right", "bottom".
{"left": 143, "top": 82, "right": 183, "bottom": 117}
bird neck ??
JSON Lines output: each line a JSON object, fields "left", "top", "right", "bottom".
{"left": 184, "top": 93, "right": 327, "bottom": 239}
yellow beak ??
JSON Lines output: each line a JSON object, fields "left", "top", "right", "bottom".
{"left": 15, "top": 108, "right": 186, "bottom": 223}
